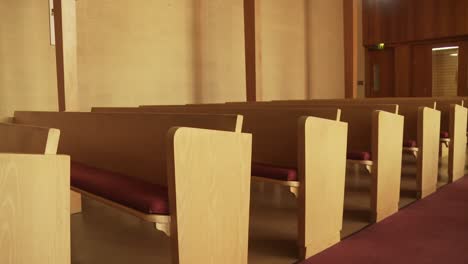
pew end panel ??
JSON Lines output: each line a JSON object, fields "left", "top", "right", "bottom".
{"left": 0, "top": 123, "right": 60, "bottom": 154}
{"left": 372, "top": 111, "right": 404, "bottom": 222}
{"left": 298, "top": 116, "right": 348, "bottom": 259}
{"left": 449, "top": 104, "right": 468, "bottom": 182}
{"left": 418, "top": 107, "right": 441, "bottom": 198}
{"left": 0, "top": 154, "right": 70, "bottom": 264}
{"left": 167, "top": 127, "right": 252, "bottom": 264}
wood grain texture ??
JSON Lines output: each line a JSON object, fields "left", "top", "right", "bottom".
{"left": 167, "top": 127, "right": 252, "bottom": 264}
{"left": 14, "top": 112, "right": 240, "bottom": 186}
{"left": 94, "top": 105, "right": 347, "bottom": 258}
{"left": 363, "top": 0, "right": 468, "bottom": 45}
{"left": 0, "top": 154, "right": 70, "bottom": 264}
{"left": 448, "top": 104, "right": 468, "bottom": 182}
{"left": 418, "top": 107, "right": 441, "bottom": 198}
{"left": 0, "top": 123, "right": 59, "bottom": 155}
{"left": 371, "top": 111, "right": 404, "bottom": 222}
{"left": 298, "top": 116, "right": 347, "bottom": 259}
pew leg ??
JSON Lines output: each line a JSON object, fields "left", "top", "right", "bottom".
{"left": 155, "top": 222, "right": 171, "bottom": 237}
{"left": 289, "top": 186, "right": 299, "bottom": 197}
{"left": 70, "top": 190, "right": 82, "bottom": 214}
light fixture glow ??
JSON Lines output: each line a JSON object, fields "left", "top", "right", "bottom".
{"left": 450, "top": 53, "right": 459, "bottom": 57}
{"left": 432, "top": 46, "right": 459, "bottom": 51}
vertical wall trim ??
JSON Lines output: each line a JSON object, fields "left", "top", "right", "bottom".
{"left": 243, "top": 0, "right": 257, "bottom": 102}
{"left": 344, "top": 0, "right": 358, "bottom": 98}
{"left": 54, "top": 0, "right": 78, "bottom": 111}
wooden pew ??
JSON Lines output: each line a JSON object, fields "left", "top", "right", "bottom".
{"left": 134, "top": 104, "right": 404, "bottom": 224}
{"left": 224, "top": 100, "right": 441, "bottom": 198}
{"left": 0, "top": 123, "right": 70, "bottom": 264}
{"left": 13, "top": 111, "right": 252, "bottom": 264}
{"left": 92, "top": 106, "right": 348, "bottom": 259}
{"left": 233, "top": 98, "right": 466, "bottom": 183}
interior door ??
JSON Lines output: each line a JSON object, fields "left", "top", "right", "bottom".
{"left": 366, "top": 49, "right": 395, "bottom": 97}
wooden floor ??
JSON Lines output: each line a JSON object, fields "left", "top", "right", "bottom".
{"left": 71, "top": 147, "right": 454, "bottom": 264}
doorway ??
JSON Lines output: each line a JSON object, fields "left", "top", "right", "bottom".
{"left": 366, "top": 49, "right": 395, "bottom": 97}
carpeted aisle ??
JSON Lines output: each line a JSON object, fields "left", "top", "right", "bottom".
{"left": 303, "top": 176, "right": 468, "bottom": 264}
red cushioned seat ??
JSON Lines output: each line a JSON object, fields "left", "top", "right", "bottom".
{"left": 251, "top": 162, "right": 298, "bottom": 181}
{"left": 440, "top": 131, "right": 450, "bottom": 139}
{"left": 347, "top": 151, "right": 371, "bottom": 161}
{"left": 403, "top": 140, "right": 417, "bottom": 148}
{"left": 71, "top": 162, "right": 169, "bottom": 215}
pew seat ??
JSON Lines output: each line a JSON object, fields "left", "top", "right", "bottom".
{"left": 347, "top": 151, "right": 371, "bottom": 161}
{"left": 71, "top": 162, "right": 170, "bottom": 215}
{"left": 403, "top": 140, "right": 417, "bottom": 148}
{"left": 440, "top": 131, "right": 450, "bottom": 138}
{"left": 251, "top": 162, "right": 298, "bottom": 181}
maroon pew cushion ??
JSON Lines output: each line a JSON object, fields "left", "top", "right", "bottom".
{"left": 347, "top": 151, "right": 371, "bottom": 161}
{"left": 251, "top": 162, "right": 298, "bottom": 182}
{"left": 440, "top": 131, "right": 450, "bottom": 139}
{"left": 71, "top": 162, "right": 169, "bottom": 215}
{"left": 403, "top": 140, "right": 417, "bottom": 148}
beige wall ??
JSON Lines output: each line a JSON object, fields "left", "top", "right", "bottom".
{"left": 255, "top": 0, "right": 345, "bottom": 101}
{"left": 307, "top": 0, "right": 345, "bottom": 99}
{"left": 1, "top": 0, "right": 346, "bottom": 111}
{"left": 0, "top": 0, "right": 58, "bottom": 120}
{"left": 255, "top": 0, "right": 308, "bottom": 101}
{"left": 76, "top": 0, "right": 245, "bottom": 110}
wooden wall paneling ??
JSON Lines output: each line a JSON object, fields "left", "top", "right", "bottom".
{"left": 394, "top": 45, "right": 411, "bottom": 97}
{"left": 344, "top": 0, "right": 358, "bottom": 98}
{"left": 168, "top": 128, "right": 252, "bottom": 264}
{"left": 53, "top": 0, "right": 78, "bottom": 111}
{"left": 0, "top": 154, "right": 70, "bottom": 264}
{"left": 363, "top": 0, "right": 468, "bottom": 45}
{"left": 244, "top": 0, "right": 256, "bottom": 102}
{"left": 411, "top": 44, "right": 432, "bottom": 97}
{"left": 458, "top": 41, "right": 468, "bottom": 96}
{"left": 418, "top": 107, "right": 441, "bottom": 198}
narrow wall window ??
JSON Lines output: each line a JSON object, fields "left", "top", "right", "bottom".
{"left": 49, "top": 0, "right": 55, "bottom": 46}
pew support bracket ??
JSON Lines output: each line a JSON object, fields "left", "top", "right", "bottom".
{"left": 347, "top": 160, "right": 373, "bottom": 174}
{"left": 403, "top": 147, "right": 419, "bottom": 159}
{"left": 252, "top": 176, "right": 300, "bottom": 197}
{"left": 71, "top": 187, "right": 172, "bottom": 236}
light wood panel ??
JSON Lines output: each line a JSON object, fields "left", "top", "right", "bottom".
{"left": 298, "top": 116, "right": 347, "bottom": 259}
{"left": 0, "top": 154, "right": 70, "bottom": 264}
{"left": 418, "top": 107, "right": 441, "bottom": 197}
{"left": 448, "top": 104, "right": 468, "bottom": 182}
{"left": 372, "top": 110, "right": 404, "bottom": 221}
{"left": 13, "top": 112, "right": 241, "bottom": 186}
{"left": 168, "top": 128, "right": 252, "bottom": 264}
{"left": 0, "top": 123, "right": 60, "bottom": 154}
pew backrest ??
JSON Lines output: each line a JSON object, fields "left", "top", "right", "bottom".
{"left": 13, "top": 112, "right": 241, "bottom": 186}
{"left": 93, "top": 106, "right": 341, "bottom": 168}
{"left": 0, "top": 123, "right": 60, "bottom": 154}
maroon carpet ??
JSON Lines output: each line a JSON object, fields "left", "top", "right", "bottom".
{"left": 303, "top": 176, "right": 468, "bottom": 264}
